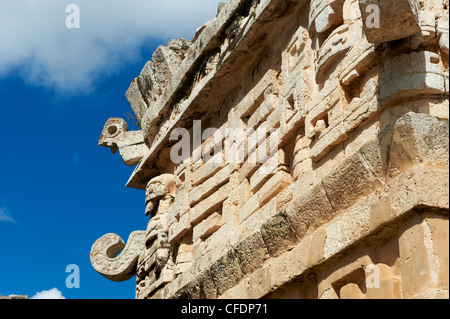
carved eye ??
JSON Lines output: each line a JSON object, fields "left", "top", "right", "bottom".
{"left": 108, "top": 125, "right": 118, "bottom": 135}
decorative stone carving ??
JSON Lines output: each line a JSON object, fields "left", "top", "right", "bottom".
{"left": 144, "top": 173, "right": 176, "bottom": 214}
{"left": 380, "top": 51, "right": 447, "bottom": 106}
{"left": 93, "top": 0, "right": 449, "bottom": 300}
{"left": 136, "top": 174, "right": 177, "bottom": 298}
{"left": 98, "top": 118, "right": 148, "bottom": 166}
{"left": 90, "top": 231, "right": 146, "bottom": 282}
{"left": 437, "top": 14, "right": 449, "bottom": 54}
{"left": 309, "top": 0, "right": 345, "bottom": 34}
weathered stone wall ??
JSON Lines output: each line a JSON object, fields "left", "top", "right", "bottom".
{"left": 91, "top": 0, "right": 449, "bottom": 299}
{"left": 0, "top": 295, "right": 28, "bottom": 299}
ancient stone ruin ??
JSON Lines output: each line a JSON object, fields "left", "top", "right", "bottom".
{"left": 90, "top": 0, "right": 449, "bottom": 299}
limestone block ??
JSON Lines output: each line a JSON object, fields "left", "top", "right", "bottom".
{"left": 380, "top": 51, "right": 446, "bottom": 106}
{"left": 189, "top": 165, "right": 231, "bottom": 206}
{"left": 324, "top": 194, "right": 372, "bottom": 258}
{"left": 125, "top": 80, "right": 148, "bottom": 122}
{"left": 98, "top": 118, "right": 148, "bottom": 166}
{"left": 232, "top": 198, "right": 277, "bottom": 248}
{"left": 287, "top": 234, "right": 312, "bottom": 280}
{"left": 197, "top": 269, "right": 218, "bottom": 299}
{"left": 227, "top": 276, "right": 250, "bottom": 299}
{"left": 413, "top": 169, "right": 450, "bottom": 211}
{"left": 193, "top": 212, "right": 224, "bottom": 242}
{"left": 247, "top": 94, "right": 278, "bottom": 129}
{"left": 293, "top": 158, "right": 313, "bottom": 182}
{"left": 359, "top": 0, "right": 421, "bottom": 44}
{"left": 201, "top": 224, "right": 232, "bottom": 263}
{"left": 285, "top": 182, "right": 334, "bottom": 239}
{"left": 237, "top": 178, "right": 252, "bottom": 207}
{"left": 388, "top": 112, "right": 449, "bottom": 176}
{"left": 210, "top": 249, "right": 244, "bottom": 296}
{"left": 133, "top": 38, "right": 190, "bottom": 126}
{"left": 275, "top": 183, "right": 294, "bottom": 212}
{"left": 398, "top": 213, "right": 449, "bottom": 298}
{"left": 310, "top": 121, "right": 348, "bottom": 162}
{"left": 258, "top": 171, "right": 293, "bottom": 207}
{"left": 238, "top": 157, "right": 260, "bottom": 183}
{"left": 260, "top": 210, "right": 299, "bottom": 257}
{"left": 190, "top": 183, "right": 229, "bottom": 225}
{"left": 234, "top": 231, "right": 270, "bottom": 275}
{"left": 247, "top": 266, "right": 272, "bottom": 299}
{"left": 192, "top": 162, "right": 225, "bottom": 186}
{"left": 321, "top": 151, "right": 378, "bottom": 212}
{"left": 177, "top": 268, "right": 218, "bottom": 299}
{"left": 249, "top": 149, "right": 288, "bottom": 192}
{"left": 239, "top": 192, "right": 260, "bottom": 224}
{"left": 365, "top": 264, "right": 403, "bottom": 299}
{"left": 222, "top": 172, "right": 240, "bottom": 228}
{"left": 308, "top": 227, "right": 328, "bottom": 269}
{"left": 168, "top": 213, "right": 191, "bottom": 244}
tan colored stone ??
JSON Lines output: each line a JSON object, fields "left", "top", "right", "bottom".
{"left": 193, "top": 212, "right": 224, "bottom": 242}
{"left": 92, "top": 0, "right": 449, "bottom": 300}
{"left": 191, "top": 183, "right": 229, "bottom": 225}
{"left": 234, "top": 231, "right": 270, "bottom": 275}
{"left": 359, "top": 0, "right": 421, "bottom": 44}
{"left": 258, "top": 171, "right": 293, "bottom": 207}
{"left": 399, "top": 213, "right": 449, "bottom": 298}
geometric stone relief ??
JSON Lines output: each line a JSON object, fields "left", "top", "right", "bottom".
{"left": 91, "top": 0, "right": 449, "bottom": 300}
{"left": 380, "top": 51, "right": 447, "bottom": 106}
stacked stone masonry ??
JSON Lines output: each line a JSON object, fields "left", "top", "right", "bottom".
{"left": 91, "top": 0, "right": 449, "bottom": 299}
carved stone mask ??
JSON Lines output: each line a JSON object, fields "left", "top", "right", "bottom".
{"left": 98, "top": 118, "right": 128, "bottom": 154}
{"left": 145, "top": 174, "right": 176, "bottom": 216}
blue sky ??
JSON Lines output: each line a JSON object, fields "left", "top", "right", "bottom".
{"left": 0, "top": 0, "right": 222, "bottom": 299}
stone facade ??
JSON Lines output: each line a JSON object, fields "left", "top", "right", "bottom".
{"left": 90, "top": 0, "right": 449, "bottom": 299}
{"left": 0, "top": 295, "right": 28, "bottom": 299}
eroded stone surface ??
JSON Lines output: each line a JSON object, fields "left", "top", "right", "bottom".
{"left": 92, "top": 0, "right": 449, "bottom": 300}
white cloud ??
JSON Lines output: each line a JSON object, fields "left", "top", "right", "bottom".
{"left": 30, "top": 288, "right": 66, "bottom": 299}
{"left": 0, "top": 203, "right": 14, "bottom": 223}
{"left": 0, "top": 0, "right": 223, "bottom": 94}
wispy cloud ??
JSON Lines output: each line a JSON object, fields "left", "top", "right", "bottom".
{"left": 0, "top": 202, "right": 14, "bottom": 223}
{"left": 0, "top": 0, "right": 223, "bottom": 94}
{"left": 30, "top": 288, "right": 66, "bottom": 299}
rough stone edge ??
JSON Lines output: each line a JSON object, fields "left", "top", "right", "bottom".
{"left": 127, "top": 0, "right": 298, "bottom": 189}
